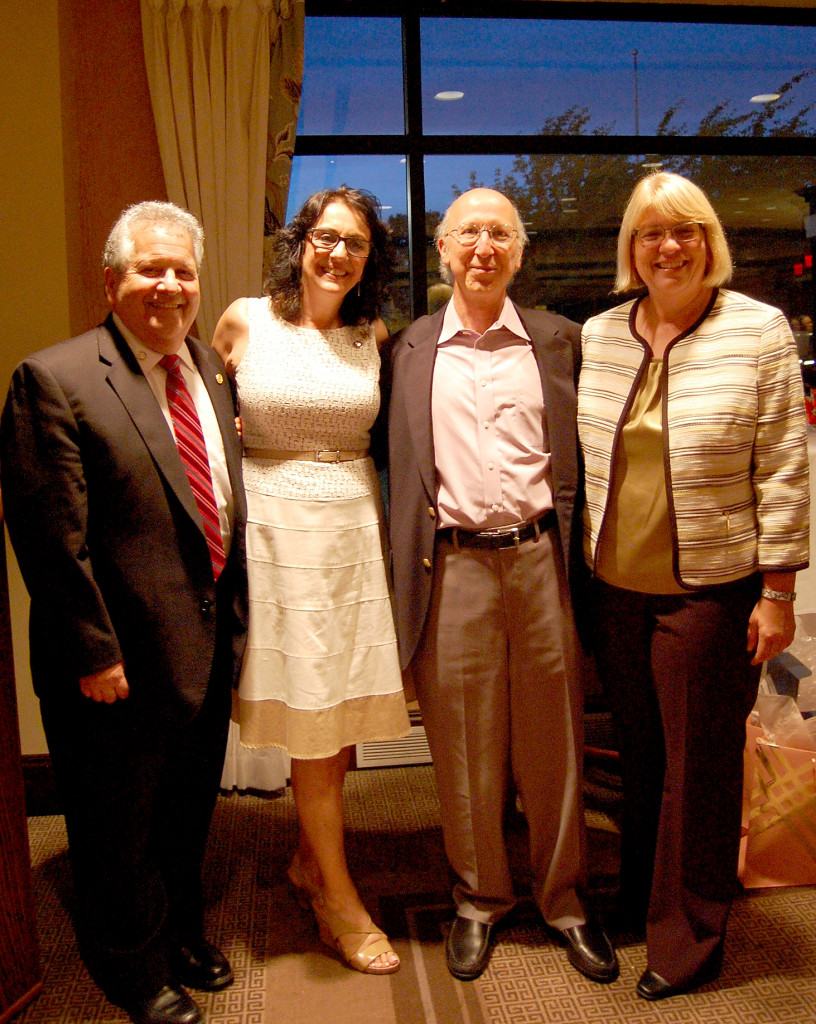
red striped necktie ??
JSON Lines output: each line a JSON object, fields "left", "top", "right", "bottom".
{"left": 159, "top": 354, "right": 226, "bottom": 580}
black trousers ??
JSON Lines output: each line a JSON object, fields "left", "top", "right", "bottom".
{"left": 40, "top": 669, "right": 231, "bottom": 1003}
{"left": 591, "top": 575, "right": 762, "bottom": 986}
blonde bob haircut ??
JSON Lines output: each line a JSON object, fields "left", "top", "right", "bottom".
{"left": 615, "top": 171, "right": 733, "bottom": 293}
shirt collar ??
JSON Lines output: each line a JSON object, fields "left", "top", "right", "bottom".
{"left": 113, "top": 313, "right": 194, "bottom": 374}
{"left": 438, "top": 295, "right": 530, "bottom": 344}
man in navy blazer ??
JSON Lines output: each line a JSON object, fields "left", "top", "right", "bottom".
{"left": 1, "top": 202, "right": 247, "bottom": 1024}
{"left": 385, "top": 188, "right": 616, "bottom": 984}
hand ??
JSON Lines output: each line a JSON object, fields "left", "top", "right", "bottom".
{"left": 80, "top": 661, "right": 130, "bottom": 703}
{"left": 746, "top": 598, "right": 796, "bottom": 666}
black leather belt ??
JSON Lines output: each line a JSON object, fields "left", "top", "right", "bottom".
{"left": 437, "top": 509, "right": 556, "bottom": 550}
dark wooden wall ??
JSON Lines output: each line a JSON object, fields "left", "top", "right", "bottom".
{"left": 58, "top": 0, "right": 166, "bottom": 337}
{"left": 0, "top": 530, "right": 41, "bottom": 1022}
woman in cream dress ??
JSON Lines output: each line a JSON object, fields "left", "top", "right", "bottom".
{"left": 213, "top": 187, "right": 409, "bottom": 974}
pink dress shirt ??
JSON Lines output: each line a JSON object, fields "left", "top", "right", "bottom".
{"left": 431, "top": 298, "right": 554, "bottom": 530}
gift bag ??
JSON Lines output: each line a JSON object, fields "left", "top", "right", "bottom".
{"left": 739, "top": 729, "right": 816, "bottom": 888}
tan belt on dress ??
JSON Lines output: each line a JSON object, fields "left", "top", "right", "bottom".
{"left": 244, "top": 447, "right": 369, "bottom": 463}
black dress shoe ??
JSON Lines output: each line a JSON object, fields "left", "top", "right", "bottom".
{"left": 637, "top": 970, "right": 680, "bottom": 1000}
{"left": 636, "top": 963, "right": 721, "bottom": 1001}
{"left": 171, "top": 939, "right": 234, "bottom": 991}
{"left": 122, "top": 984, "right": 202, "bottom": 1024}
{"left": 446, "top": 916, "right": 494, "bottom": 981}
{"left": 560, "top": 919, "right": 619, "bottom": 983}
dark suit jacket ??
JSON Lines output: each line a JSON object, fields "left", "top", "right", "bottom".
{"left": 385, "top": 303, "right": 585, "bottom": 671}
{"left": 0, "top": 314, "right": 248, "bottom": 717}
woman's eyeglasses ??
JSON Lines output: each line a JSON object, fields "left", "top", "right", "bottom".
{"left": 632, "top": 222, "right": 703, "bottom": 248}
{"left": 307, "top": 228, "right": 372, "bottom": 259}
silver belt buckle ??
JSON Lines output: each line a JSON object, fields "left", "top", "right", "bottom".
{"left": 478, "top": 523, "right": 521, "bottom": 546}
{"left": 316, "top": 450, "right": 341, "bottom": 463}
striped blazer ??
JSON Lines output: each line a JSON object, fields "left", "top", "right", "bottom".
{"left": 578, "top": 288, "right": 809, "bottom": 588}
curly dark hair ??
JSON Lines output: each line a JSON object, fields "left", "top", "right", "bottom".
{"left": 264, "top": 186, "right": 395, "bottom": 325}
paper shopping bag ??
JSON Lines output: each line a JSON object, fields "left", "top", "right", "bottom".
{"left": 739, "top": 734, "right": 816, "bottom": 888}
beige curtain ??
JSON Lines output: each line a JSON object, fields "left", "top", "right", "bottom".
{"left": 263, "top": 1, "right": 304, "bottom": 247}
{"left": 141, "top": 0, "right": 304, "bottom": 342}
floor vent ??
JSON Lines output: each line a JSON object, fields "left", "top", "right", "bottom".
{"left": 356, "top": 714, "right": 432, "bottom": 767}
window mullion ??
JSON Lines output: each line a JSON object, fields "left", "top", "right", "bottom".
{"left": 403, "top": 12, "right": 427, "bottom": 319}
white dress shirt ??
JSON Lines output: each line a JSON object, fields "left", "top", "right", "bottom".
{"left": 114, "top": 313, "right": 233, "bottom": 553}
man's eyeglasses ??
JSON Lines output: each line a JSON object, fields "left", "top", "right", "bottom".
{"left": 447, "top": 223, "right": 518, "bottom": 248}
{"left": 307, "top": 228, "right": 372, "bottom": 259}
{"left": 632, "top": 221, "right": 703, "bottom": 248}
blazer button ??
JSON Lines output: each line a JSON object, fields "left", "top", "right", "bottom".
{"left": 200, "top": 598, "right": 213, "bottom": 615}
{"left": 422, "top": 557, "right": 432, "bottom": 570}
{"left": 428, "top": 506, "right": 436, "bottom": 518}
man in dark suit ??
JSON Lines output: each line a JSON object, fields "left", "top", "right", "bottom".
{"left": 1, "top": 202, "right": 247, "bottom": 1024}
{"left": 385, "top": 188, "right": 617, "bottom": 984}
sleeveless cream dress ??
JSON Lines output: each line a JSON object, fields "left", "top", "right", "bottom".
{"left": 234, "top": 298, "right": 409, "bottom": 758}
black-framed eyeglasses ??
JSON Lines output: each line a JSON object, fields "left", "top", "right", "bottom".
{"left": 632, "top": 221, "right": 703, "bottom": 248}
{"left": 447, "top": 223, "right": 518, "bottom": 248}
{"left": 307, "top": 228, "right": 372, "bottom": 259}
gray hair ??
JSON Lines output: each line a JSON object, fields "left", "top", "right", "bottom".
{"left": 433, "top": 189, "right": 528, "bottom": 285}
{"left": 103, "top": 201, "right": 204, "bottom": 273}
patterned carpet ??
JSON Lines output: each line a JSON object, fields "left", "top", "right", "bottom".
{"left": 19, "top": 765, "right": 816, "bottom": 1024}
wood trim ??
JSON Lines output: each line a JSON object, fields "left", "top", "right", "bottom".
{"left": 0, "top": 535, "right": 42, "bottom": 1018}
{"left": 310, "top": 1, "right": 816, "bottom": 16}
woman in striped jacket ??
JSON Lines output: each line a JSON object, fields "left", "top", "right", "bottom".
{"left": 578, "top": 171, "right": 809, "bottom": 1001}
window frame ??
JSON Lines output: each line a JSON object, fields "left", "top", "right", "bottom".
{"left": 299, "top": 1, "right": 816, "bottom": 318}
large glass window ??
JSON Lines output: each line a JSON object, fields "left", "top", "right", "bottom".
{"left": 296, "top": 17, "right": 403, "bottom": 135}
{"left": 286, "top": 155, "right": 407, "bottom": 220}
{"left": 420, "top": 19, "right": 816, "bottom": 137}
{"left": 424, "top": 154, "right": 813, "bottom": 324}
{"left": 295, "top": 4, "right": 816, "bottom": 333}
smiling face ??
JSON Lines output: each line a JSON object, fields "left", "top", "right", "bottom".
{"left": 632, "top": 208, "right": 710, "bottom": 307}
{"left": 300, "top": 201, "right": 370, "bottom": 310}
{"left": 104, "top": 222, "right": 200, "bottom": 354}
{"left": 438, "top": 189, "right": 522, "bottom": 306}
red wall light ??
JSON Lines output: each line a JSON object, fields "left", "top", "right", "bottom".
{"left": 794, "top": 263, "right": 804, "bottom": 276}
